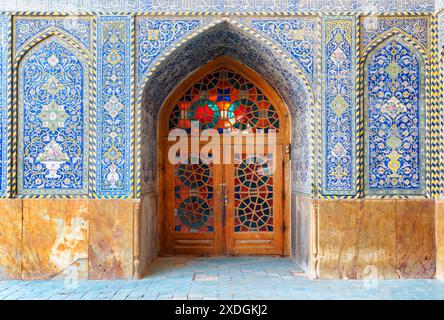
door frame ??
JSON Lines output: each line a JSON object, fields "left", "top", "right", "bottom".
{"left": 156, "top": 56, "right": 292, "bottom": 256}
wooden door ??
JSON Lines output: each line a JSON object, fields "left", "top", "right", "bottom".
{"left": 163, "top": 144, "right": 284, "bottom": 255}
{"left": 225, "top": 146, "right": 284, "bottom": 255}
{"left": 160, "top": 58, "right": 289, "bottom": 256}
{"left": 163, "top": 146, "right": 224, "bottom": 255}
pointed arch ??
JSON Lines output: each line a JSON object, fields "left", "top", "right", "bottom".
{"left": 158, "top": 56, "right": 291, "bottom": 142}
{"left": 16, "top": 34, "right": 91, "bottom": 196}
{"left": 136, "top": 17, "right": 316, "bottom": 197}
{"left": 137, "top": 17, "right": 315, "bottom": 104}
{"left": 14, "top": 27, "right": 93, "bottom": 65}
{"left": 363, "top": 27, "right": 429, "bottom": 61}
{"left": 136, "top": 15, "right": 317, "bottom": 273}
{"left": 363, "top": 33, "right": 427, "bottom": 196}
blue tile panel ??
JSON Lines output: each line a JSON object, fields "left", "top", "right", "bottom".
{"left": 136, "top": 18, "right": 202, "bottom": 85}
{"left": 14, "top": 17, "right": 93, "bottom": 54}
{"left": 365, "top": 37, "right": 425, "bottom": 195}
{"left": 0, "top": 15, "right": 8, "bottom": 196}
{"left": 250, "top": 19, "right": 316, "bottom": 79}
{"left": 361, "top": 16, "right": 430, "bottom": 50}
{"left": 0, "top": 0, "right": 436, "bottom": 12}
{"left": 17, "top": 37, "right": 89, "bottom": 195}
{"left": 322, "top": 16, "right": 356, "bottom": 195}
{"left": 96, "top": 16, "right": 132, "bottom": 197}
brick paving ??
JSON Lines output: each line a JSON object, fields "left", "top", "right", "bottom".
{"left": 1, "top": 257, "right": 444, "bottom": 300}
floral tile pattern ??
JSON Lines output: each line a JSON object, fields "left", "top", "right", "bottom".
{"left": 96, "top": 16, "right": 132, "bottom": 197}
{"left": 364, "top": 37, "right": 425, "bottom": 195}
{"left": 4, "top": 10, "right": 436, "bottom": 198}
{"left": 0, "top": 15, "right": 8, "bottom": 196}
{"left": 361, "top": 16, "right": 430, "bottom": 50}
{"left": 14, "top": 17, "right": 93, "bottom": 53}
{"left": 250, "top": 19, "right": 316, "bottom": 78}
{"left": 136, "top": 18, "right": 202, "bottom": 85}
{"left": 322, "top": 16, "right": 356, "bottom": 195}
{"left": 0, "top": 0, "right": 436, "bottom": 12}
{"left": 17, "top": 37, "right": 90, "bottom": 195}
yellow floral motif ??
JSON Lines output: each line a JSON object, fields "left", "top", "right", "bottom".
{"left": 331, "top": 94, "right": 348, "bottom": 117}
{"left": 106, "top": 49, "right": 121, "bottom": 66}
{"left": 387, "top": 150, "right": 401, "bottom": 177}
{"left": 332, "top": 163, "right": 347, "bottom": 180}
{"left": 42, "top": 75, "right": 64, "bottom": 95}
{"left": 385, "top": 59, "right": 402, "bottom": 81}
{"left": 104, "top": 145, "right": 123, "bottom": 161}
{"left": 147, "top": 29, "right": 159, "bottom": 41}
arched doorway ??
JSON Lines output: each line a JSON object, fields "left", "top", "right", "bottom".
{"left": 157, "top": 57, "right": 291, "bottom": 256}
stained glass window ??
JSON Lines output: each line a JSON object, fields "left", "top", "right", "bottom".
{"left": 234, "top": 154, "right": 274, "bottom": 232}
{"left": 168, "top": 68, "right": 280, "bottom": 134}
{"left": 174, "top": 156, "right": 214, "bottom": 232}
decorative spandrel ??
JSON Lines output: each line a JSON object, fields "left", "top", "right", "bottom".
{"left": 168, "top": 68, "right": 280, "bottom": 134}
{"left": 174, "top": 157, "right": 214, "bottom": 233}
{"left": 234, "top": 154, "right": 274, "bottom": 232}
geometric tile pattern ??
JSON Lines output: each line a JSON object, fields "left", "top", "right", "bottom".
{"left": 96, "top": 16, "right": 132, "bottom": 197}
{"left": 17, "top": 37, "right": 90, "bottom": 195}
{"left": 174, "top": 157, "right": 214, "bottom": 233}
{"left": 0, "top": 15, "right": 9, "bottom": 196}
{"left": 365, "top": 37, "right": 426, "bottom": 195}
{"left": 322, "top": 16, "right": 356, "bottom": 196}
{"left": 234, "top": 154, "right": 274, "bottom": 232}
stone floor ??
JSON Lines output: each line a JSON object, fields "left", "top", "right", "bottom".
{"left": 1, "top": 256, "right": 444, "bottom": 300}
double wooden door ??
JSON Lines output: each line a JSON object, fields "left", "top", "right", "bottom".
{"left": 163, "top": 144, "right": 284, "bottom": 256}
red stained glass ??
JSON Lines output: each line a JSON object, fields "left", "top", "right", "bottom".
{"left": 168, "top": 68, "right": 280, "bottom": 133}
{"left": 174, "top": 158, "right": 214, "bottom": 233}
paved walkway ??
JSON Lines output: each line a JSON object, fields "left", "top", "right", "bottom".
{"left": 1, "top": 257, "right": 444, "bottom": 300}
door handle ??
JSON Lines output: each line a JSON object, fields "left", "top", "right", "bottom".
{"left": 224, "top": 184, "right": 228, "bottom": 207}
{"left": 219, "top": 183, "right": 228, "bottom": 207}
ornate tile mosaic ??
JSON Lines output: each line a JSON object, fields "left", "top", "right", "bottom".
{"left": 361, "top": 16, "right": 431, "bottom": 50}
{"left": 17, "top": 37, "right": 90, "bottom": 195}
{"left": 1, "top": 11, "right": 436, "bottom": 200}
{"left": 321, "top": 16, "right": 356, "bottom": 196}
{"left": 0, "top": 0, "right": 436, "bottom": 12}
{"left": 14, "top": 16, "right": 93, "bottom": 54}
{"left": 136, "top": 18, "right": 202, "bottom": 85}
{"left": 96, "top": 16, "right": 132, "bottom": 197}
{"left": 0, "top": 15, "right": 9, "bottom": 197}
{"left": 364, "top": 36, "right": 426, "bottom": 195}
{"left": 139, "top": 21, "right": 314, "bottom": 195}
{"left": 250, "top": 19, "right": 316, "bottom": 78}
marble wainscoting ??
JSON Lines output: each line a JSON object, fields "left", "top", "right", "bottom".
{"left": 291, "top": 194, "right": 313, "bottom": 275}
{"left": 436, "top": 201, "right": 444, "bottom": 281}
{"left": 22, "top": 199, "right": 90, "bottom": 280}
{"left": 88, "top": 200, "right": 134, "bottom": 280}
{"left": 0, "top": 199, "right": 139, "bottom": 280}
{"left": 314, "top": 199, "right": 436, "bottom": 279}
{"left": 138, "top": 192, "right": 158, "bottom": 278}
{"left": 0, "top": 200, "right": 22, "bottom": 279}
